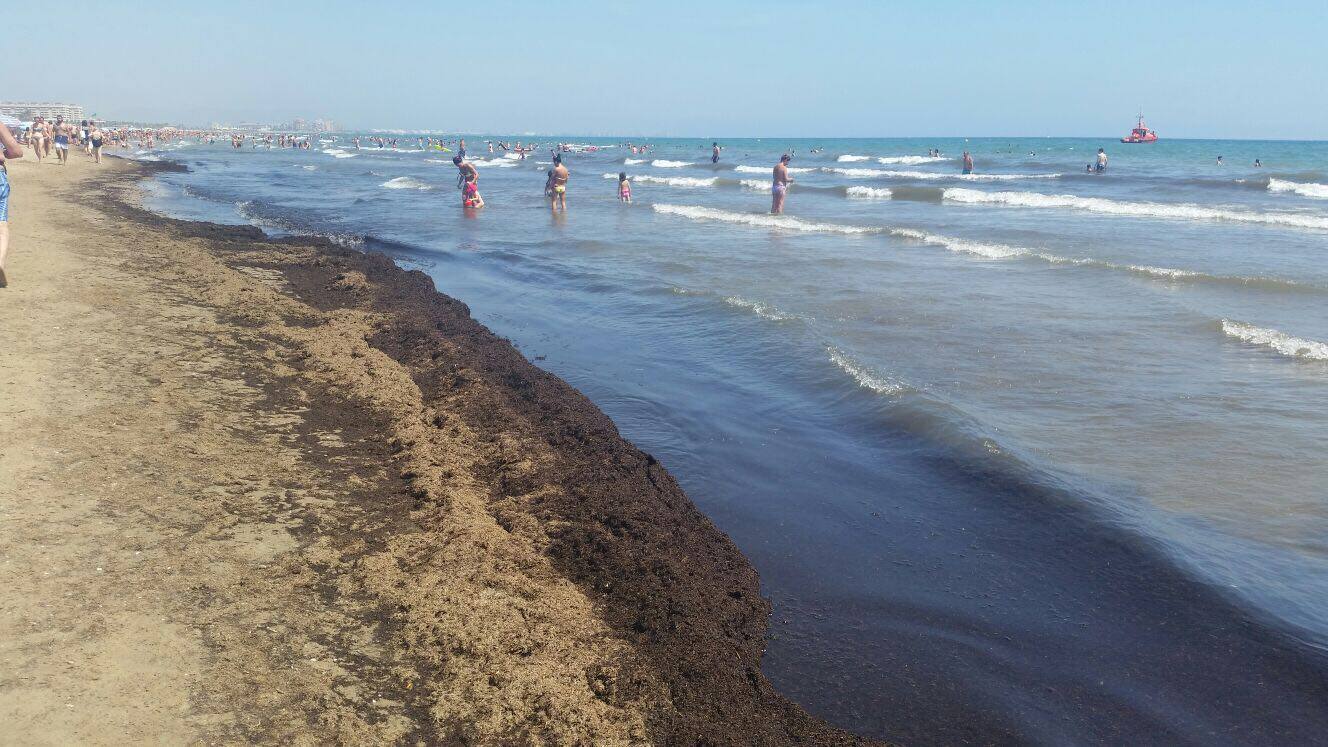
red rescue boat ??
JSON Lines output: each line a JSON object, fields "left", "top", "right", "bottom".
{"left": 1121, "top": 113, "right": 1159, "bottom": 143}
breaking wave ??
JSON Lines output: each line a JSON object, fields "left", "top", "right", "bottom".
{"left": 722, "top": 295, "right": 804, "bottom": 322}
{"left": 877, "top": 156, "right": 948, "bottom": 165}
{"left": 381, "top": 176, "right": 434, "bottom": 190}
{"left": 1220, "top": 321, "right": 1328, "bottom": 361}
{"left": 652, "top": 159, "right": 694, "bottom": 168}
{"left": 837, "top": 154, "right": 873, "bottom": 162}
{"left": 734, "top": 164, "right": 814, "bottom": 174}
{"left": 827, "top": 347, "right": 908, "bottom": 395}
{"left": 604, "top": 173, "right": 717, "bottom": 188}
{"left": 652, "top": 204, "right": 882, "bottom": 234}
{"left": 942, "top": 189, "right": 1328, "bottom": 230}
{"left": 1268, "top": 178, "right": 1328, "bottom": 199}
{"left": 846, "top": 186, "right": 895, "bottom": 199}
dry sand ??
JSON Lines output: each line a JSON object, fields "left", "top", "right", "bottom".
{"left": 0, "top": 155, "right": 868, "bottom": 745}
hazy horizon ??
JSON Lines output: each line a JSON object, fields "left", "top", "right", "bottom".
{"left": 6, "top": 0, "right": 1324, "bottom": 140}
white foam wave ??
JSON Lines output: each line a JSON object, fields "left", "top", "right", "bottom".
{"left": 837, "top": 154, "right": 873, "bottom": 162}
{"left": 603, "top": 173, "right": 716, "bottom": 187}
{"left": 652, "top": 159, "right": 693, "bottom": 168}
{"left": 889, "top": 228, "right": 1036, "bottom": 260}
{"left": 652, "top": 204, "right": 880, "bottom": 234}
{"left": 827, "top": 167, "right": 889, "bottom": 178}
{"left": 739, "top": 179, "right": 771, "bottom": 192}
{"left": 467, "top": 158, "right": 518, "bottom": 167}
{"left": 1268, "top": 178, "right": 1328, "bottom": 199}
{"left": 846, "top": 186, "right": 894, "bottom": 199}
{"left": 1220, "top": 320, "right": 1328, "bottom": 361}
{"left": 942, "top": 189, "right": 1328, "bottom": 230}
{"left": 877, "top": 156, "right": 948, "bottom": 165}
{"left": 301, "top": 165, "right": 318, "bottom": 171}
{"left": 828, "top": 347, "right": 907, "bottom": 395}
{"left": 734, "top": 164, "right": 814, "bottom": 174}
{"left": 381, "top": 176, "right": 434, "bottom": 191}
{"left": 624, "top": 158, "right": 646, "bottom": 165}
{"left": 1124, "top": 264, "right": 1200, "bottom": 279}
{"left": 865, "top": 169, "right": 1062, "bottom": 181}
{"left": 723, "top": 296, "right": 802, "bottom": 322}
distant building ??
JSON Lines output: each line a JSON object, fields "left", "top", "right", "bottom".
{"left": 0, "top": 101, "right": 85, "bottom": 122}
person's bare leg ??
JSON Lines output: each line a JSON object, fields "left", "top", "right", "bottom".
{"left": 559, "top": 192, "right": 567, "bottom": 212}
{"left": 0, "top": 222, "right": 10, "bottom": 287}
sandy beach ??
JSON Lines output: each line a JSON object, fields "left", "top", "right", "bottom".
{"left": 0, "top": 156, "right": 863, "bottom": 745}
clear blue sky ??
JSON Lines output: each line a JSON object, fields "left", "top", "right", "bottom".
{"left": 6, "top": 0, "right": 1324, "bottom": 138}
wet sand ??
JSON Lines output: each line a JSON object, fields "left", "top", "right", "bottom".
{"left": 0, "top": 156, "right": 864, "bottom": 744}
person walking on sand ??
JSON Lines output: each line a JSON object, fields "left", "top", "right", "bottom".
{"left": 551, "top": 155, "right": 569, "bottom": 212}
{"left": 27, "top": 117, "right": 44, "bottom": 163}
{"left": 962, "top": 151, "right": 974, "bottom": 175}
{"left": 53, "top": 117, "right": 72, "bottom": 165}
{"left": 771, "top": 154, "right": 793, "bottom": 214}
{"left": 90, "top": 125, "right": 105, "bottom": 164}
{"left": 0, "top": 121, "right": 25, "bottom": 287}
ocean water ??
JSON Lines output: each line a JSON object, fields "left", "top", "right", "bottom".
{"left": 133, "top": 135, "right": 1328, "bottom": 743}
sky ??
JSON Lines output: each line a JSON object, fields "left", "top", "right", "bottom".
{"left": 5, "top": 0, "right": 1325, "bottom": 139}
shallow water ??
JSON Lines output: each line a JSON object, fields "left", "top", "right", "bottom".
{"left": 136, "top": 135, "right": 1328, "bottom": 743}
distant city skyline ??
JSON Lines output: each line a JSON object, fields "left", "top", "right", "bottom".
{"left": 5, "top": 0, "right": 1324, "bottom": 140}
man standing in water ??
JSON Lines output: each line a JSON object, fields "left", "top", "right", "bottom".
{"left": 1096, "top": 147, "right": 1108, "bottom": 173}
{"left": 771, "top": 154, "right": 793, "bottom": 214}
{"left": 962, "top": 151, "right": 974, "bottom": 175}
{"left": 550, "top": 155, "right": 569, "bottom": 212}
{"left": 712, "top": 142, "right": 721, "bottom": 163}
{"left": 453, "top": 155, "right": 478, "bottom": 206}
{"left": 0, "top": 120, "right": 25, "bottom": 287}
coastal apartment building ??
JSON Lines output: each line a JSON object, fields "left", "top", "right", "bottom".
{"left": 0, "top": 102, "right": 86, "bottom": 122}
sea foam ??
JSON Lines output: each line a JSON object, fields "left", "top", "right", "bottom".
{"left": 1268, "top": 178, "right": 1328, "bottom": 199}
{"left": 846, "top": 186, "right": 894, "bottom": 199}
{"left": 652, "top": 204, "right": 881, "bottom": 234}
{"left": 827, "top": 347, "right": 908, "bottom": 395}
{"left": 381, "top": 176, "right": 434, "bottom": 191}
{"left": 942, "top": 189, "right": 1328, "bottom": 230}
{"left": 604, "top": 173, "right": 717, "bottom": 188}
{"left": 652, "top": 159, "right": 694, "bottom": 168}
{"left": 877, "top": 156, "right": 948, "bottom": 165}
{"left": 1220, "top": 321, "right": 1328, "bottom": 361}
{"left": 837, "top": 154, "right": 873, "bottom": 162}
{"left": 734, "top": 165, "right": 814, "bottom": 174}
{"left": 723, "top": 295, "right": 803, "bottom": 322}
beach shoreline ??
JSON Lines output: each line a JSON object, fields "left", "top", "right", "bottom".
{"left": 0, "top": 156, "right": 864, "bottom": 744}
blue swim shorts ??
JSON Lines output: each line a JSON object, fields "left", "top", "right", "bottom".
{"left": 0, "top": 168, "right": 9, "bottom": 222}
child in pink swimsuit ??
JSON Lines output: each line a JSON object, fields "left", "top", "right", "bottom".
{"left": 618, "top": 172, "right": 631, "bottom": 203}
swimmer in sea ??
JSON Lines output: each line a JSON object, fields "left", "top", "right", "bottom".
{"left": 962, "top": 151, "right": 974, "bottom": 175}
{"left": 712, "top": 142, "right": 721, "bottom": 163}
{"left": 771, "top": 154, "right": 793, "bottom": 214}
{"left": 618, "top": 172, "right": 631, "bottom": 203}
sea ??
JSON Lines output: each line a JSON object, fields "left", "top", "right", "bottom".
{"left": 129, "top": 135, "right": 1328, "bottom": 744}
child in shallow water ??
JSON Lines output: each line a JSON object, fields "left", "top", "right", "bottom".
{"left": 544, "top": 169, "right": 555, "bottom": 197}
{"left": 618, "top": 172, "right": 631, "bottom": 203}
{"left": 463, "top": 178, "right": 484, "bottom": 209}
